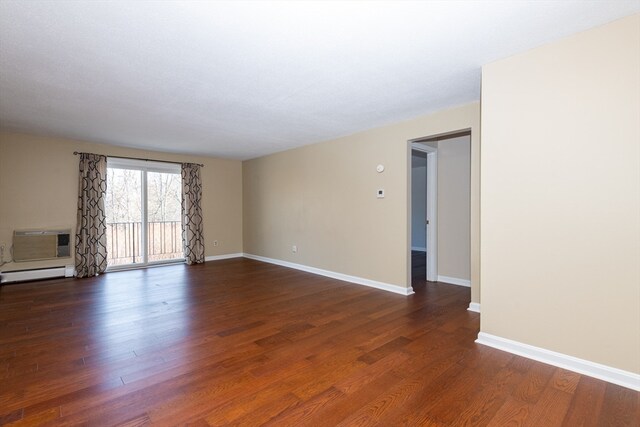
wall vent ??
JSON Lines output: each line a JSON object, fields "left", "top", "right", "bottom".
{"left": 13, "top": 230, "right": 71, "bottom": 262}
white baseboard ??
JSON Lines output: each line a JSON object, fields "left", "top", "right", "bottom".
{"left": 243, "top": 253, "right": 414, "bottom": 296}
{"left": 437, "top": 275, "right": 470, "bottom": 287}
{"left": 467, "top": 302, "right": 480, "bottom": 313}
{"left": 476, "top": 332, "right": 640, "bottom": 391}
{"left": 411, "top": 246, "right": 427, "bottom": 252}
{"left": 204, "top": 253, "right": 244, "bottom": 262}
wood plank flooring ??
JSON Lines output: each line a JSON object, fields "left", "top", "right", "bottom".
{"left": 0, "top": 258, "right": 638, "bottom": 426}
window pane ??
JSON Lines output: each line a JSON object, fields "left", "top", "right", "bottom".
{"left": 105, "top": 168, "right": 142, "bottom": 266}
{"left": 147, "top": 172, "right": 183, "bottom": 262}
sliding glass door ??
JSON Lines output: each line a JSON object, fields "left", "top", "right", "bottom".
{"left": 146, "top": 171, "right": 182, "bottom": 263}
{"left": 105, "top": 158, "right": 183, "bottom": 268}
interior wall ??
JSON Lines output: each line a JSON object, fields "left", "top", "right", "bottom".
{"left": 411, "top": 152, "right": 427, "bottom": 250}
{"left": 437, "top": 135, "right": 471, "bottom": 281}
{"left": 481, "top": 14, "right": 639, "bottom": 373}
{"left": 243, "top": 102, "right": 480, "bottom": 296}
{"left": 0, "top": 132, "right": 243, "bottom": 272}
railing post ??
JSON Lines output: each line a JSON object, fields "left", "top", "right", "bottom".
{"left": 132, "top": 222, "right": 136, "bottom": 263}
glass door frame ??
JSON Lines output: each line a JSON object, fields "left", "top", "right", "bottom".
{"left": 106, "top": 157, "right": 184, "bottom": 271}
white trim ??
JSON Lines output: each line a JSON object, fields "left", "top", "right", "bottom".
{"left": 467, "top": 302, "right": 480, "bottom": 313}
{"left": 243, "top": 253, "right": 414, "bottom": 296}
{"left": 107, "top": 157, "right": 181, "bottom": 173}
{"left": 141, "top": 168, "right": 148, "bottom": 264}
{"left": 476, "top": 332, "right": 640, "bottom": 392}
{"left": 425, "top": 150, "right": 437, "bottom": 282}
{"left": 204, "top": 253, "right": 244, "bottom": 262}
{"left": 411, "top": 246, "right": 427, "bottom": 252}
{"left": 437, "top": 275, "right": 470, "bottom": 287}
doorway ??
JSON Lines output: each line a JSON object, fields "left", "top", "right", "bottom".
{"left": 410, "top": 130, "right": 472, "bottom": 289}
{"left": 105, "top": 158, "right": 184, "bottom": 269}
{"left": 411, "top": 143, "right": 437, "bottom": 283}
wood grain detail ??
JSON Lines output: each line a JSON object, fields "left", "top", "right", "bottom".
{"left": 0, "top": 256, "right": 637, "bottom": 426}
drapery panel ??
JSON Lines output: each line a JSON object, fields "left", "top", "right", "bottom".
{"left": 181, "top": 163, "right": 205, "bottom": 264}
{"left": 75, "top": 153, "right": 108, "bottom": 278}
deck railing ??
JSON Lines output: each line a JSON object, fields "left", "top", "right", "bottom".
{"left": 106, "top": 221, "right": 183, "bottom": 266}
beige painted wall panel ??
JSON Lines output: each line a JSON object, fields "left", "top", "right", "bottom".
{"left": 481, "top": 15, "right": 640, "bottom": 373}
{"left": 437, "top": 135, "right": 470, "bottom": 280}
{"left": 411, "top": 159, "right": 426, "bottom": 250}
{"left": 0, "top": 132, "right": 243, "bottom": 272}
{"left": 243, "top": 130, "right": 407, "bottom": 286}
{"left": 244, "top": 102, "right": 480, "bottom": 296}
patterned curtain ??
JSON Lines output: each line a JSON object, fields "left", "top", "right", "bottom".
{"left": 181, "top": 163, "right": 205, "bottom": 264}
{"left": 75, "top": 153, "right": 108, "bottom": 278}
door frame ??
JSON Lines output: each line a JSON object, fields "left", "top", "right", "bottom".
{"left": 105, "top": 157, "right": 185, "bottom": 271}
{"left": 411, "top": 143, "right": 438, "bottom": 282}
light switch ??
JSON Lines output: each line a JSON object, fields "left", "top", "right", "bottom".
{"left": 377, "top": 189, "right": 385, "bottom": 198}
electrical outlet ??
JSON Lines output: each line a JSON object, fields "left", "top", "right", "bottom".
{"left": 0, "top": 244, "right": 4, "bottom": 260}
{"left": 213, "top": 240, "right": 219, "bottom": 247}
{"left": 292, "top": 245, "right": 297, "bottom": 253}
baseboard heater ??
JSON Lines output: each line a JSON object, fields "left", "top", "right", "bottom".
{"left": 0, "top": 266, "right": 75, "bottom": 284}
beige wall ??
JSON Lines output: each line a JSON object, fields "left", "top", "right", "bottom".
{"left": 481, "top": 14, "right": 640, "bottom": 373}
{"left": 0, "top": 132, "right": 243, "bottom": 272}
{"left": 437, "top": 135, "right": 470, "bottom": 281}
{"left": 244, "top": 102, "right": 480, "bottom": 298}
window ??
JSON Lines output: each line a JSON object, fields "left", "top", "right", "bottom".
{"left": 105, "top": 158, "right": 183, "bottom": 268}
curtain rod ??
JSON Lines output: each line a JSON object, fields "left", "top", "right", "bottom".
{"left": 73, "top": 152, "right": 204, "bottom": 167}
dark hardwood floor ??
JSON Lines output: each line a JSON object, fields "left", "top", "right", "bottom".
{"left": 1, "top": 258, "right": 638, "bottom": 426}
{"left": 411, "top": 250, "right": 427, "bottom": 284}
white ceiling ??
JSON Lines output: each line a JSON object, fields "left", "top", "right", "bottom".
{"left": 1, "top": 1, "right": 638, "bottom": 160}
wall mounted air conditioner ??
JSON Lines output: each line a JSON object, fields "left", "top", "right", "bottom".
{"left": 13, "top": 229, "right": 72, "bottom": 262}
